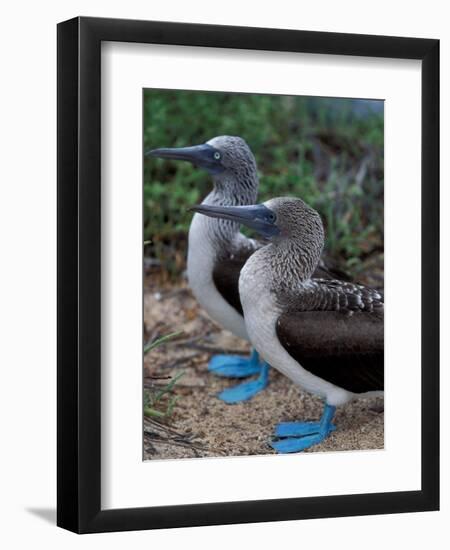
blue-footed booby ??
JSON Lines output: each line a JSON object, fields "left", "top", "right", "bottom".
{"left": 147, "top": 137, "right": 350, "bottom": 404}
{"left": 191, "top": 197, "right": 384, "bottom": 452}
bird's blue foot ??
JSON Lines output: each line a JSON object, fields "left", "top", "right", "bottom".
{"left": 270, "top": 404, "right": 336, "bottom": 453}
{"left": 218, "top": 363, "right": 270, "bottom": 404}
{"left": 274, "top": 421, "right": 336, "bottom": 438}
{"left": 208, "top": 349, "right": 261, "bottom": 378}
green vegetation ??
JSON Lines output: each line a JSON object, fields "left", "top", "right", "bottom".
{"left": 144, "top": 331, "right": 184, "bottom": 420}
{"left": 144, "top": 90, "right": 383, "bottom": 277}
{"left": 144, "top": 331, "right": 183, "bottom": 354}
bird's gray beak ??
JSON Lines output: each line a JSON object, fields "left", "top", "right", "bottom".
{"left": 146, "top": 143, "right": 224, "bottom": 174}
{"left": 190, "top": 204, "right": 280, "bottom": 238}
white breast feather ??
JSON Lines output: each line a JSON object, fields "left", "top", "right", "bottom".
{"left": 187, "top": 213, "right": 249, "bottom": 341}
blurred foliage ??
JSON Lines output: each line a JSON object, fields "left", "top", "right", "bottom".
{"left": 143, "top": 90, "right": 383, "bottom": 277}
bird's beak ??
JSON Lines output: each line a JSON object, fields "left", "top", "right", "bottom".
{"left": 145, "top": 143, "right": 224, "bottom": 174}
{"left": 190, "top": 203, "right": 280, "bottom": 238}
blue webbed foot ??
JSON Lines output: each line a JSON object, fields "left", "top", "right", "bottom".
{"left": 218, "top": 363, "right": 270, "bottom": 404}
{"left": 275, "top": 421, "right": 336, "bottom": 438}
{"left": 271, "top": 404, "right": 337, "bottom": 453}
{"left": 208, "top": 354, "right": 261, "bottom": 378}
{"left": 270, "top": 433, "right": 329, "bottom": 453}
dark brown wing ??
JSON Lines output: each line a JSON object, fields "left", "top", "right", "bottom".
{"left": 276, "top": 310, "right": 384, "bottom": 393}
{"left": 212, "top": 249, "right": 253, "bottom": 316}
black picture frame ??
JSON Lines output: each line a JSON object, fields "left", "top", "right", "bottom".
{"left": 57, "top": 16, "right": 439, "bottom": 533}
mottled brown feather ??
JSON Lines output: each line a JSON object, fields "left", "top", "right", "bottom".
{"left": 212, "top": 250, "right": 352, "bottom": 316}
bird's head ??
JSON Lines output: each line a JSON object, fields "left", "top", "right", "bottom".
{"left": 190, "top": 196, "right": 325, "bottom": 251}
{"left": 146, "top": 135, "right": 258, "bottom": 183}
{"left": 262, "top": 197, "right": 325, "bottom": 245}
{"left": 204, "top": 136, "right": 257, "bottom": 178}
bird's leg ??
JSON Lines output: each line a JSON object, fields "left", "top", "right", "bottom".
{"left": 208, "top": 348, "right": 262, "bottom": 378}
{"left": 270, "top": 404, "right": 336, "bottom": 453}
{"left": 217, "top": 361, "right": 270, "bottom": 404}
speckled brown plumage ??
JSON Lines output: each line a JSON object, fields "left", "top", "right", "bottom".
{"left": 213, "top": 251, "right": 354, "bottom": 316}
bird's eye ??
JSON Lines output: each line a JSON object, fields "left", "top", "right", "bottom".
{"left": 267, "top": 212, "right": 276, "bottom": 223}
{"left": 213, "top": 151, "right": 221, "bottom": 160}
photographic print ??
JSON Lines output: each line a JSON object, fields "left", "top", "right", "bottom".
{"left": 143, "top": 90, "right": 384, "bottom": 460}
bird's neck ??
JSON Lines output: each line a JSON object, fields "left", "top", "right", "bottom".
{"left": 197, "top": 177, "right": 258, "bottom": 248}
{"left": 251, "top": 238, "right": 323, "bottom": 291}
{"left": 211, "top": 171, "right": 259, "bottom": 206}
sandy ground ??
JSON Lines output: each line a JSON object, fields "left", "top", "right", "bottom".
{"left": 143, "top": 271, "right": 384, "bottom": 460}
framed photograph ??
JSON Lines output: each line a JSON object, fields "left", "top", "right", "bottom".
{"left": 57, "top": 16, "right": 439, "bottom": 533}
